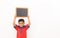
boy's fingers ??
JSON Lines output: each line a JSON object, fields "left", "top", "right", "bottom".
{"left": 14, "top": 16, "right": 16, "bottom": 18}
{"left": 28, "top": 16, "right": 30, "bottom": 18}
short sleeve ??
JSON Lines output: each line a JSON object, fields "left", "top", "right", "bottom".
{"left": 14, "top": 25, "right": 18, "bottom": 30}
{"left": 25, "top": 24, "right": 30, "bottom": 30}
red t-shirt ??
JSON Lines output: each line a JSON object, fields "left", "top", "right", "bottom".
{"left": 14, "top": 24, "right": 30, "bottom": 38}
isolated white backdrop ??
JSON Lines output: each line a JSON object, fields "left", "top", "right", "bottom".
{"left": 0, "top": 0, "right": 60, "bottom": 38}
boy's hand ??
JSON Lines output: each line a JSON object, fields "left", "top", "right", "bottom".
{"left": 14, "top": 15, "right": 16, "bottom": 19}
{"left": 27, "top": 16, "right": 29, "bottom": 19}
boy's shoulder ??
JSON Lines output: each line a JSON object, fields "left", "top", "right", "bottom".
{"left": 14, "top": 24, "right": 30, "bottom": 28}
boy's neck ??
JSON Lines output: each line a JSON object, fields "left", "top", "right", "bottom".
{"left": 19, "top": 25, "right": 24, "bottom": 28}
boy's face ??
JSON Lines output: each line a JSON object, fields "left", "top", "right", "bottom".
{"left": 18, "top": 21, "right": 24, "bottom": 27}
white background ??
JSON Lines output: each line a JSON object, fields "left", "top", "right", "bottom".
{"left": 0, "top": 0, "right": 60, "bottom": 38}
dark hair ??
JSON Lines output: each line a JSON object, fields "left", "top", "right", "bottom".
{"left": 18, "top": 19, "right": 25, "bottom": 23}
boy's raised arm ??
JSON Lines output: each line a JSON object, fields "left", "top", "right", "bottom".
{"left": 13, "top": 15, "right": 16, "bottom": 26}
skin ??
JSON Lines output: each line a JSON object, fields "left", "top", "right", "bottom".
{"left": 13, "top": 15, "right": 31, "bottom": 27}
{"left": 18, "top": 21, "right": 24, "bottom": 27}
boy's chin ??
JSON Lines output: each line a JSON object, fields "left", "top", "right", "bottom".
{"left": 19, "top": 26, "right": 24, "bottom": 27}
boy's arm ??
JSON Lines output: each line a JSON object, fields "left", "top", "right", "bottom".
{"left": 25, "top": 16, "right": 31, "bottom": 30}
{"left": 27, "top": 16, "right": 31, "bottom": 26}
{"left": 13, "top": 15, "right": 16, "bottom": 26}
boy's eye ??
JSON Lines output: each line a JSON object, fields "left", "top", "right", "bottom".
{"left": 18, "top": 22, "right": 24, "bottom": 24}
{"left": 19, "top": 23, "right": 23, "bottom": 24}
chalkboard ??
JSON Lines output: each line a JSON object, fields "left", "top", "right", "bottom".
{"left": 16, "top": 8, "right": 28, "bottom": 17}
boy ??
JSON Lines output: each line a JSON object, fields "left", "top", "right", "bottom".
{"left": 13, "top": 16, "right": 31, "bottom": 38}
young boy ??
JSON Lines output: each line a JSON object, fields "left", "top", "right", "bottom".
{"left": 13, "top": 16, "right": 31, "bottom": 38}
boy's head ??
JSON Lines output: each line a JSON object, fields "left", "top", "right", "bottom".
{"left": 18, "top": 19, "right": 25, "bottom": 27}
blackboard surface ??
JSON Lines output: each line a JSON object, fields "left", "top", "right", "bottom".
{"left": 16, "top": 8, "right": 28, "bottom": 17}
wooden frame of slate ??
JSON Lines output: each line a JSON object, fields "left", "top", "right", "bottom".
{"left": 16, "top": 8, "right": 28, "bottom": 17}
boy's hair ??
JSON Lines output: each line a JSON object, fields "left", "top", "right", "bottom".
{"left": 18, "top": 19, "right": 25, "bottom": 23}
